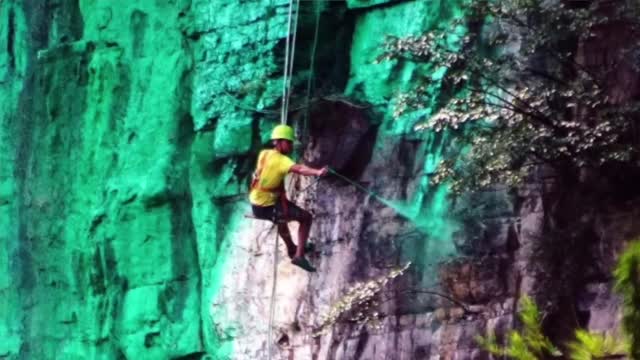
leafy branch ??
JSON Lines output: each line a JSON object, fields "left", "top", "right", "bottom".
{"left": 380, "top": 0, "right": 640, "bottom": 192}
{"left": 313, "top": 263, "right": 411, "bottom": 336}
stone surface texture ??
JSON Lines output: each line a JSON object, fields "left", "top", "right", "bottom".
{"left": 0, "top": 0, "right": 636, "bottom": 359}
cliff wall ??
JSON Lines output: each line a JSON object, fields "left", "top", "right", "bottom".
{"left": 0, "top": 1, "right": 634, "bottom": 359}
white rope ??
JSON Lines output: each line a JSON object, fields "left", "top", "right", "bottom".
{"left": 303, "top": 1, "right": 321, "bottom": 139}
{"left": 280, "top": 0, "right": 294, "bottom": 125}
{"left": 267, "top": 226, "right": 279, "bottom": 360}
{"left": 280, "top": 0, "right": 300, "bottom": 125}
{"left": 284, "top": 0, "right": 301, "bottom": 124}
{"left": 268, "top": 1, "right": 301, "bottom": 357}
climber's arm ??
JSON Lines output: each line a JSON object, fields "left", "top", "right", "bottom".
{"left": 290, "top": 164, "right": 329, "bottom": 177}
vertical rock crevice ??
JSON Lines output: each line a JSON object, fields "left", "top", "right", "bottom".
{"left": 7, "top": 8, "right": 16, "bottom": 72}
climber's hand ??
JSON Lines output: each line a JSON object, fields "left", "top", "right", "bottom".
{"left": 317, "top": 166, "right": 329, "bottom": 177}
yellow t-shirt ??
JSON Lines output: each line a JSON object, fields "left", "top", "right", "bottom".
{"left": 249, "top": 149, "right": 295, "bottom": 206}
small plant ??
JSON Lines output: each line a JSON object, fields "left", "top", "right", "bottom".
{"left": 567, "top": 330, "right": 627, "bottom": 360}
{"left": 313, "top": 263, "right": 411, "bottom": 336}
{"left": 477, "top": 296, "right": 561, "bottom": 359}
{"left": 478, "top": 296, "right": 628, "bottom": 359}
{"left": 614, "top": 240, "right": 640, "bottom": 359}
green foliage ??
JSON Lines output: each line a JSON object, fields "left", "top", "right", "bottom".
{"left": 477, "top": 296, "right": 561, "bottom": 359}
{"left": 313, "top": 263, "right": 411, "bottom": 336}
{"left": 478, "top": 296, "right": 628, "bottom": 360}
{"left": 615, "top": 241, "right": 640, "bottom": 359}
{"left": 567, "top": 330, "right": 628, "bottom": 360}
{"left": 381, "top": 0, "right": 640, "bottom": 192}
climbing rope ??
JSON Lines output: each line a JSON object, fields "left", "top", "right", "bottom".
{"left": 267, "top": 223, "right": 279, "bottom": 360}
{"left": 263, "top": 176, "right": 319, "bottom": 360}
{"left": 284, "top": 0, "right": 300, "bottom": 123}
{"left": 268, "top": 1, "right": 302, "bottom": 357}
{"left": 297, "top": 175, "right": 322, "bottom": 195}
{"left": 302, "top": 1, "right": 322, "bottom": 143}
{"left": 280, "top": 0, "right": 301, "bottom": 125}
{"left": 280, "top": 0, "right": 294, "bottom": 124}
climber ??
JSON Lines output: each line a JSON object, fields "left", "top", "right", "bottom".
{"left": 249, "top": 124, "right": 328, "bottom": 273}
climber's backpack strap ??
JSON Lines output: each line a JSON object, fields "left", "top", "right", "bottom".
{"left": 250, "top": 150, "right": 288, "bottom": 221}
{"left": 250, "top": 150, "right": 271, "bottom": 192}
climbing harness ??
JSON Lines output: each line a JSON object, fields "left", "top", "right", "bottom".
{"left": 250, "top": 150, "right": 291, "bottom": 227}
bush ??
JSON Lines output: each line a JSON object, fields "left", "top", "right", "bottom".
{"left": 478, "top": 296, "right": 627, "bottom": 359}
{"left": 614, "top": 241, "right": 640, "bottom": 359}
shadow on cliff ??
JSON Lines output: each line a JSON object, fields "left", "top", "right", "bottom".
{"left": 301, "top": 98, "right": 377, "bottom": 181}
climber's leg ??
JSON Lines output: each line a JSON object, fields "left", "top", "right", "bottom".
{"left": 275, "top": 201, "right": 312, "bottom": 256}
{"left": 295, "top": 210, "right": 312, "bottom": 258}
{"left": 276, "top": 201, "right": 316, "bottom": 272}
{"left": 253, "top": 203, "right": 312, "bottom": 261}
{"left": 277, "top": 223, "right": 297, "bottom": 259}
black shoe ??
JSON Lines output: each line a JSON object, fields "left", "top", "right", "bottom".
{"left": 305, "top": 242, "right": 316, "bottom": 253}
{"left": 291, "top": 256, "right": 317, "bottom": 272}
{"left": 287, "top": 243, "right": 315, "bottom": 259}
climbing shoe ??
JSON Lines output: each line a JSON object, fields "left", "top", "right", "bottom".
{"left": 287, "top": 243, "right": 316, "bottom": 259}
{"left": 291, "top": 256, "right": 317, "bottom": 272}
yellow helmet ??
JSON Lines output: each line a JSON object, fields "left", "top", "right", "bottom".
{"left": 271, "top": 124, "right": 295, "bottom": 142}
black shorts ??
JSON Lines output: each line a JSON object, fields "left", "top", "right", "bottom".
{"left": 252, "top": 200, "right": 310, "bottom": 223}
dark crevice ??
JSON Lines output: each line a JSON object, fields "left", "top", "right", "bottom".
{"left": 271, "top": 1, "right": 355, "bottom": 119}
{"left": 277, "top": 333, "right": 290, "bottom": 347}
{"left": 304, "top": 100, "right": 375, "bottom": 181}
{"left": 167, "top": 46, "right": 206, "bottom": 351}
{"left": 144, "top": 331, "right": 161, "bottom": 348}
{"left": 348, "top": 0, "right": 414, "bottom": 13}
{"left": 88, "top": 213, "right": 106, "bottom": 236}
{"left": 172, "top": 352, "right": 208, "bottom": 360}
{"left": 68, "top": 0, "right": 84, "bottom": 41}
{"left": 339, "top": 124, "right": 378, "bottom": 181}
{"left": 7, "top": 9, "right": 16, "bottom": 71}
{"left": 130, "top": 10, "right": 148, "bottom": 58}
{"left": 12, "top": 0, "right": 45, "bottom": 353}
{"left": 352, "top": 330, "right": 370, "bottom": 359}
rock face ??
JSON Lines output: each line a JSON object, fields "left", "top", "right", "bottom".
{"left": 0, "top": 1, "right": 635, "bottom": 359}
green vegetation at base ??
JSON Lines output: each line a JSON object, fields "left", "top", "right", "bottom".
{"left": 477, "top": 296, "right": 627, "bottom": 360}
{"left": 567, "top": 330, "right": 627, "bottom": 360}
{"left": 478, "top": 238, "right": 640, "bottom": 360}
{"left": 615, "top": 241, "right": 640, "bottom": 359}
{"left": 477, "top": 297, "right": 562, "bottom": 360}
